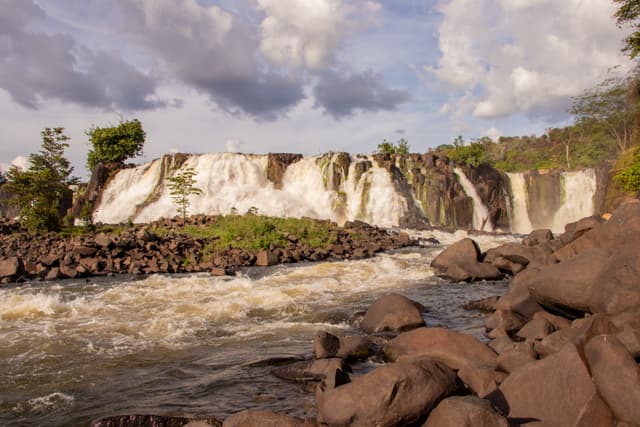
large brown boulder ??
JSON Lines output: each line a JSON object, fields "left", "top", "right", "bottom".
{"left": 526, "top": 248, "right": 611, "bottom": 314}
{"left": 588, "top": 245, "right": 640, "bottom": 314}
{"left": 0, "top": 256, "right": 24, "bottom": 280}
{"left": 360, "top": 293, "right": 425, "bottom": 333}
{"left": 431, "top": 238, "right": 481, "bottom": 270}
{"left": 384, "top": 327, "right": 497, "bottom": 370}
{"left": 490, "top": 343, "right": 613, "bottom": 426}
{"left": 484, "top": 242, "right": 556, "bottom": 268}
{"left": 554, "top": 200, "right": 640, "bottom": 261}
{"left": 422, "top": 396, "right": 508, "bottom": 427}
{"left": 494, "top": 268, "right": 543, "bottom": 319}
{"left": 610, "top": 308, "right": 640, "bottom": 357}
{"left": 317, "top": 358, "right": 461, "bottom": 427}
{"left": 584, "top": 335, "right": 640, "bottom": 425}
{"left": 431, "top": 238, "right": 503, "bottom": 282}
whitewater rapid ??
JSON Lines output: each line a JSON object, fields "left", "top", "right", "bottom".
{"left": 0, "top": 231, "right": 516, "bottom": 426}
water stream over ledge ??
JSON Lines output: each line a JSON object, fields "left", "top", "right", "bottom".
{"left": 0, "top": 232, "right": 516, "bottom": 426}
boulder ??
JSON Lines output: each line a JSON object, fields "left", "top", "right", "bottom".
{"left": 422, "top": 396, "right": 509, "bottom": 427}
{"left": 554, "top": 201, "right": 640, "bottom": 261}
{"left": 496, "top": 348, "right": 536, "bottom": 374}
{"left": 0, "top": 256, "right": 24, "bottom": 278}
{"left": 457, "top": 366, "right": 502, "bottom": 398}
{"left": 385, "top": 327, "right": 497, "bottom": 370}
{"left": 255, "top": 250, "right": 279, "bottom": 266}
{"left": 610, "top": 308, "right": 640, "bottom": 357}
{"left": 491, "top": 256, "right": 526, "bottom": 275}
{"left": 430, "top": 238, "right": 502, "bottom": 282}
{"left": 516, "top": 317, "right": 554, "bottom": 340}
{"left": 223, "top": 409, "right": 307, "bottom": 427}
{"left": 271, "top": 358, "right": 349, "bottom": 384}
{"left": 531, "top": 310, "right": 572, "bottom": 330}
{"left": 74, "top": 245, "right": 98, "bottom": 257}
{"left": 489, "top": 343, "right": 613, "bottom": 427}
{"left": 494, "top": 269, "right": 543, "bottom": 319}
{"left": 485, "top": 309, "right": 526, "bottom": 333}
{"left": 94, "top": 233, "right": 113, "bottom": 248}
{"left": 584, "top": 335, "right": 640, "bottom": 425}
{"left": 589, "top": 245, "right": 640, "bottom": 314}
{"left": 360, "top": 293, "right": 425, "bottom": 333}
{"left": 317, "top": 358, "right": 461, "bottom": 427}
{"left": 314, "top": 331, "right": 340, "bottom": 359}
{"left": 336, "top": 336, "right": 371, "bottom": 360}
{"left": 462, "top": 296, "right": 500, "bottom": 313}
{"left": 526, "top": 248, "right": 611, "bottom": 314}
{"left": 484, "top": 242, "right": 556, "bottom": 268}
{"left": 444, "top": 262, "right": 503, "bottom": 282}
{"left": 431, "top": 238, "right": 481, "bottom": 270}
{"left": 522, "top": 229, "right": 554, "bottom": 247}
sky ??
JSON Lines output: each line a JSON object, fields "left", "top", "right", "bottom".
{"left": 0, "top": 0, "right": 634, "bottom": 179}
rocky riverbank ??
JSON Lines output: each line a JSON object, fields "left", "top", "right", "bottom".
{"left": 0, "top": 216, "right": 417, "bottom": 284}
{"left": 92, "top": 199, "right": 640, "bottom": 426}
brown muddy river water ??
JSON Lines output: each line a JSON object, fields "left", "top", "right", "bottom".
{"left": 0, "top": 231, "right": 515, "bottom": 426}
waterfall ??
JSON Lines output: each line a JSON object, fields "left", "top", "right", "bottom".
{"left": 94, "top": 153, "right": 409, "bottom": 227}
{"left": 550, "top": 169, "right": 596, "bottom": 233}
{"left": 506, "top": 172, "right": 533, "bottom": 234}
{"left": 505, "top": 169, "right": 596, "bottom": 234}
{"left": 453, "top": 168, "right": 493, "bottom": 231}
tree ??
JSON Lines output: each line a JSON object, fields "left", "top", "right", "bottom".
{"left": 376, "top": 138, "right": 410, "bottom": 154}
{"left": 0, "top": 171, "right": 6, "bottom": 185}
{"left": 615, "top": 0, "right": 640, "bottom": 58}
{"left": 167, "top": 167, "right": 202, "bottom": 219}
{"left": 86, "top": 118, "right": 146, "bottom": 171}
{"left": 5, "top": 128, "right": 77, "bottom": 231}
{"left": 570, "top": 72, "right": 640, "bottom": 152}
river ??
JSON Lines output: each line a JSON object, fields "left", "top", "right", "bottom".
{"left": 0, "top": 230, "right": 515, "bottom": 426}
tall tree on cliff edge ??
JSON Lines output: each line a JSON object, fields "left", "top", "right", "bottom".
{"left": 5, "top": 128, "right": 78, "bottom": 231}
{"left": 86, "top": 118, "right": 146, "bottom": 171}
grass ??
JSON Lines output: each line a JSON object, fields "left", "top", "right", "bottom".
{"left": 151, "top": 214, "right": 339, "bottom": 251}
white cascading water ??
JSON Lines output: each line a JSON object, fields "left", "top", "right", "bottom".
{"left": 550, "top": 169, "right": 596, "bottom": 233}
{"left": 505, "top": 169, "right": 596, "bottom": 234}
{"left": 506, "top": 172, "right": 533, "bottom": 234}
{"left": 94, "top": 153, "right": 409, "bottom": 227}
{"left": 453, "top": 168, "right": 493, "bottom": 231}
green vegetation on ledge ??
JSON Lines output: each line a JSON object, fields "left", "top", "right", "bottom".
{"left": 151, "top": 214, "right": 340, "bottom": 252}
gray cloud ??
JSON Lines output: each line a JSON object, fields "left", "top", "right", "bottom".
{"left": 111, "top": 0, "right": 305, "bottom": 121}
{"left": 313, "top": 69, "right": 410, "bottom": 119}
{"left": 0, "top": 0, "right": 163, "bottom": 111}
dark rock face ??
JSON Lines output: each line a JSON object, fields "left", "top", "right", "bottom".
{"left": 266, "top": 153, "right": 303, "bottom": 189}
{"left": 462, "top": 164, "right": 511, "bottom": 230}
{"left": 360, "top": 293, "right": 425, "bottom": 333}
{"left": 317, "top": 358, "right": 461, "bottom": 427}
{"left": 423, "top": 396, "right": 509, "bottom": 427}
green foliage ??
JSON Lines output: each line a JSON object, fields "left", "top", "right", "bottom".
{"left": 151, "top": 215, "right": 340, "bottom": 252}
{"left": 571, "top": 71, "right": 640, "bottom": 152}
{"left": 615, "top": 146, "right": 640, "bottom": 191}
{"left": 167, "top": 167, "right": 202, "bottom": 219}
{"left": 447, "top": 141, "right": 488, "bottom": 168}
{"left": 377, "top": 138, "right": 410, "bottom": 154}
{"left": 615, "top": 0, "right": 640, "bottom": 58}
{"left": 5, "top": 128, "right": 77, "bottom": 231}
{"left": 86, "top": 118, "right": 146, "bottom": 171}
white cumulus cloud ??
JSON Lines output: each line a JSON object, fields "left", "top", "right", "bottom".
{"left": 428, "top": 0, "right": 632, "bottom": 122}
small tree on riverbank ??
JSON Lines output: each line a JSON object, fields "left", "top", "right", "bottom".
{"left": 5, "top": 128, "right": 77, "bottom": 231}
{"left": 167, "top": 167, "right": 202, "bottom": 219}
